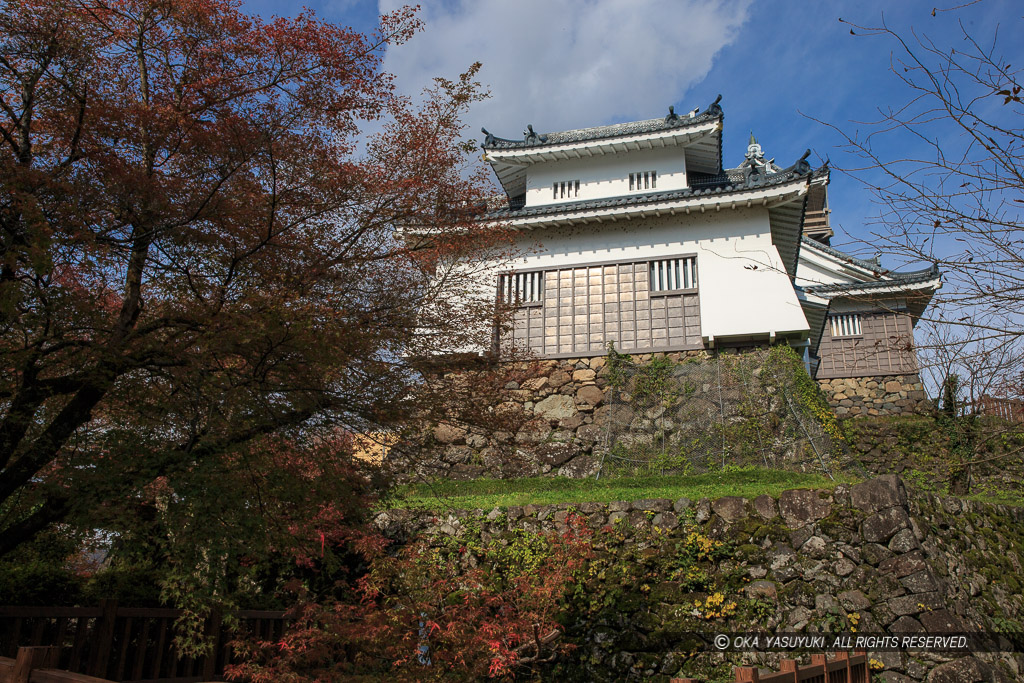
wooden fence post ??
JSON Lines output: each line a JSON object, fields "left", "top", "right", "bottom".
{"left": 735, "top": 666, "right": 760, "bottom": 683}
{"left": 88, "top": 598, "right": 118, "bottom": 678}
{"left": 779, "top": 658, "right": 798, "bottom": 683}
{"left": 202, "top": 608, "right": 223, "bottom": 680}
{"left": 835, "top": 650, "right": 850, "bottom": 682}
{"left": 13, "top": 646, "right": 59, "bottom": 683}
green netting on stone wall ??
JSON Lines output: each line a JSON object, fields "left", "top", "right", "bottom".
{"left": 597, "top": 346, "right": 862, "bottom": 479}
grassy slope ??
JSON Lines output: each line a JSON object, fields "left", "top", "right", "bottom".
{"left": 387, "top": 467, "right": 858, "bottom": 511}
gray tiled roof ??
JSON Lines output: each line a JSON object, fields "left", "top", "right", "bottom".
{"left": 482, "top": 109, "right": 721, "bottom": 150}
{"left": 486, "top": 166, "right": 824, "bottom": 220}
{"left": 801, "top": 235, "right": 883, "bottom": 273}
{"left": 803, "top": 264, "right": 941, "bottom": 294}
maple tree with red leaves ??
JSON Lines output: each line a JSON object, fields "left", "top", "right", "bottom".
{"left": 226, "top": 514, "right": 594, "bottom": 682}
{"left": 0, "top": 0, "right": 511, "bottom": 595}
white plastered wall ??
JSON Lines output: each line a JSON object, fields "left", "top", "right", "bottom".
{"left": 524, "top": 146, "right": 688, "bottom": 208}
{"left": 795, "top": 243, "right": 877, "bottom": 288}
{"left": 497, "top": 208, "right": 810, "bottom": 342}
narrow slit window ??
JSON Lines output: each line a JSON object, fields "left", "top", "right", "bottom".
{"left": 630, "top": 170, "right": 658, "bottom": 192}
{"left": 552, "top": 179, "right": 579, "bottom": 200}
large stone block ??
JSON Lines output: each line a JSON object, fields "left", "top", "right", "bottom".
{"left": 711, "top": 496, "right": 747, "bottom": 522}
{"left": 534, "top": 394, "right": 578, "bottom": 420}
{"left": 547, "top": 369, "right": 571, "bottom": 389}
{"left": 572, "top": 368, "right": 596, "bottom": 383}
{"left": 838, "top": 589, "right": 871, "bottom": 611}
{"left": 752, "top": 494, "right": 778, "bottom": 519}
{"left": 558, "top": 455, "right": 600, "bottom": 478}
{"left": 851, "top": 475, "right": 908, "bottom": 513}
{"left": 633, "top": 498, "right": 672, "bottom": 512}
{"left": 779, "top": 488, "right": 831, "bottom": 528}
{"left": 575, "top": 384, "right": 605, "bottom": 406}
{"left": 432, "top": 422, "right": 467, "bottom": 444}
{"left": 652, "top": 511, "right": 678, "bottom": 529}
{"left": 918, "top": 609, "right": 964, "bottom": 633}
{"left": 861, "top": 506, "right": 912, "bottom": 543}
{"left": 927, "top": 657, "right": 1012, "bottom": 683}
{"left": 521, "top": 376, "right": 548, "bottom": 391}
{"left": 535, "top": 442, "right": 579, "bottom": 468}
{"left": 878, "top": 550, "right": 927, "bottom": 578}
{"left": 887, "top": 591, "right": 943, "bottom": 616}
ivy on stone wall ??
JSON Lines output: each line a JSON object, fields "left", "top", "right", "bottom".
{"left": 763, "top": 345, "right": 845, "bottom": 443}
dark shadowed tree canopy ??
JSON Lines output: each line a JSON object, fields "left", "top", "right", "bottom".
{"left": 0, "top": 0, "right": 506, "bottom": 576}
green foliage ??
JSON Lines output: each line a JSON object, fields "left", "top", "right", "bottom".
{"left": 605, "top": 341, "right": 634, "bottom": 388}
{"left": 842, "top": 413, "right": 1024, "bottom": 499}
{"left": 0, "top": 562, "right": 84, "bottom": 606}
{"left": 598, "top": 346, "right": 847, "bottom": 478}
{"left": 631, "top": 355, "right": 679, "bottom": 406}
{"left": 556, "top": 521, "right": 766, "bottom": 680}
{"left": 764, "top": 345, "right": 844, "bottom": 442}
{"left": 392, "top": 467, "right": 853, "bottom": 511}
{"left": 84, "top": 565, "right": 164, "bottom": 606}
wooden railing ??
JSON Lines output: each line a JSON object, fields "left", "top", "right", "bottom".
{"left": 0, "top": 646, "right": 111, "bottom": 682}
{"left": 0, "top": 602, "right": 287, "bottom": 682}
{"left": 672, "top": 651, "right": 872, "bottom": 683}
{"left": 978, "top": 396, "right": 1024, "bottom": 423}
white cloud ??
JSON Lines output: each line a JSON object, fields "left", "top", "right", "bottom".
{"left": 379, "top": 0, "right": 752, "bottom": 139}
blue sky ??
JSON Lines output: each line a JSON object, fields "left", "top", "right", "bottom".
{"left": 243, "top": 1, "right": 1019, "bottom": 261}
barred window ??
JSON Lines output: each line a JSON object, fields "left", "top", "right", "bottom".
{"left": 499, "top": 271, "right": 544, "bottom": 304}
{"left": 830, "top": 313, "right": 863, "bottom": 338}
{"left": 629, "top": 170, "right": 657, "bottom": 191}
{"left": 649, "top": 256, "right": 697, "bottom": 292}
{"left": 552, "top": 179, "right": 580, "bottom": 200}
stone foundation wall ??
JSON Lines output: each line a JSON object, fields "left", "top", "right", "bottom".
{"left": 375, "top": 476, "right": 1024, "bottom": 682}
{"left": 394, "top": 351, "right": 706, "bottom": 482}
{"left": 817, "top": 374, "right": 929, "bottom": 417}
{"left": 392, "top": 347, "right": 845, "bottom": 482}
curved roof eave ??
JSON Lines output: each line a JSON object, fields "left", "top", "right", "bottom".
{"left": 481, "top": 101, "right": 723, "bottom": 152}
{"left": 482, "top": 169, "right": 816, "bottom": 227}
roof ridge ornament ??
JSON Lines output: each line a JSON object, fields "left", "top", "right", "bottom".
{"left": 665, "top": 105, "right": 678, "bottom": 122}
{"left": 782, "top": 149, "right": 813, "bottom": 176}
{"left": 523, "top": 124, "right": 547, "bottom": 145}
{"left": 481, "top": 127, "right": 496, "bottom": 146}
{"left": 746, "top": 132, "right": 763, "bottom": 161}
{"left": 704, "top": 94, "right": 723, "bottom": 117}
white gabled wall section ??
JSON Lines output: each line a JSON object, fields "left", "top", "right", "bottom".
{"left": 796, "top": 239, "right": 881, "bottom": 288}
{"left": 498, "top": 209, "right": 809, "bottom": 343}
{"left": 526, "top": 146, "right": 688, "bottom": 207}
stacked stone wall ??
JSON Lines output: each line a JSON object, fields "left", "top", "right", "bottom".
{"left": 396, "top": 350, "right": 709, "bottom": 482}
{"left": 376, "top": 477, "right": 1024, "bottom": 682}
{"left": 394, "top": 347, "right": 845, "bottom": 483}
{"left": 818, "top": 374, "right": 930, "bottom": 417}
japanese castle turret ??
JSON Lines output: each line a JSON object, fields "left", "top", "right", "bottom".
{"left": 478, "top": 98, "right": 941, "bottom": 413}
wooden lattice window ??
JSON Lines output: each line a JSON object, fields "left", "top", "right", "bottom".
{"left": 829, "top": 313, "right": 863, "bottom": 338}
{"left": 499, "top": 271, "right": 544, "bottom": 305}
{"left": 649, "top": 256, "right": 697, "bottom": 292}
